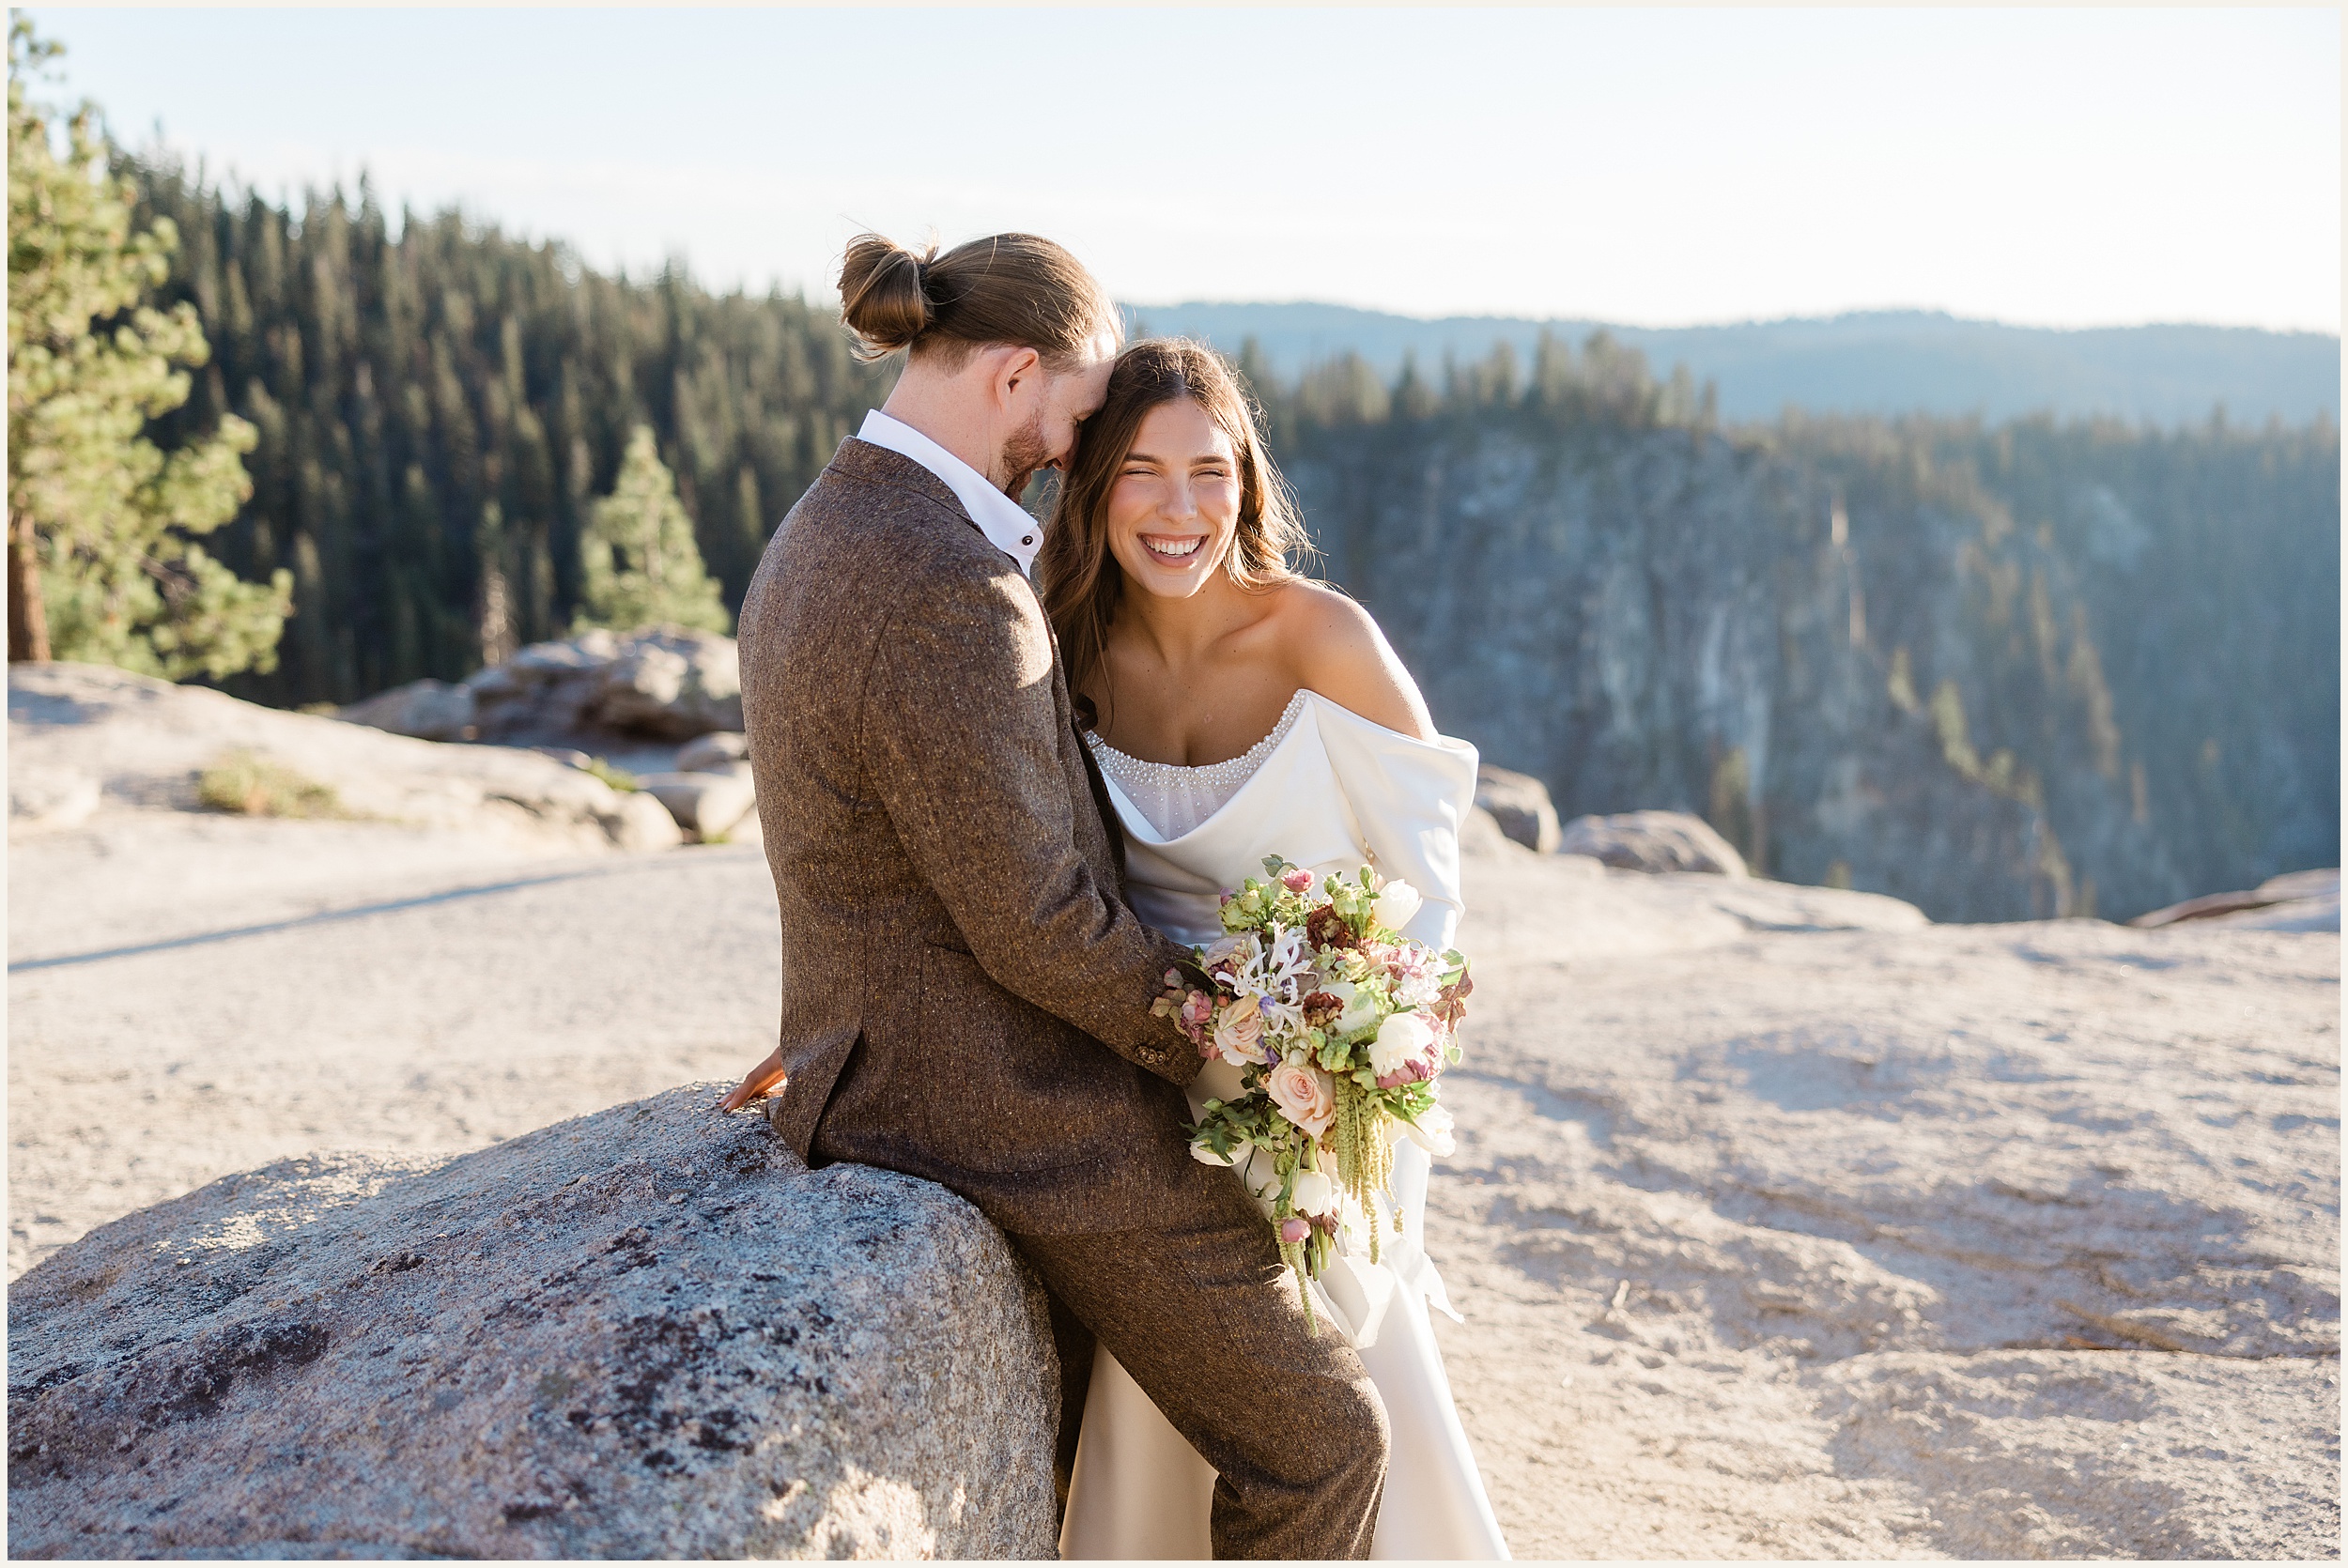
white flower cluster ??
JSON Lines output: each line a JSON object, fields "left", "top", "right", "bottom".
{"left": 1231, "top": 925, "right": 1313, "bottom": 1036}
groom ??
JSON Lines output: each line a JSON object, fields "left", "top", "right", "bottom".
{"left": 719, "top": 232, "right": 1388, "bottom": 1558}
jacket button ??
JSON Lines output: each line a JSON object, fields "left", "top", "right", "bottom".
{"left": 1022, "top": 534, "right": 1035, "bottom": 546}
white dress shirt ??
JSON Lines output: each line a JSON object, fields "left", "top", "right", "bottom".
{"left": 855, "top": 409, "right": 1043, "bottom": 576}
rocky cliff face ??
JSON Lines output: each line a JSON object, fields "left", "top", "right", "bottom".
{"left": 1286, "top": 407, "right": 2338, "bottom": 922}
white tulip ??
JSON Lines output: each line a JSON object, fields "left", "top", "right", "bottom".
{"left": 1190, "top": 1139, "right": 1235, "bottom": 1167}
{"left": 1290, "top": 1168, "right": 1339, "bottom": 1217}
{"left": 1369, "top": 1010, "right": 1436, "bottom": 1075}
{"left": 1402, "top": 1102, "right": 1456, "bottom": 1158}
{"left": 1326, "top": 980, "right": 1382, "bottom": 1041}
{"left": 1372, "top": 879, "right": 1424, "bottom": 933}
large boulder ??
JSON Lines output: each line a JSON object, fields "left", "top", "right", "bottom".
{"left": 604, "top": 789, "right": 690, "bottom": 853}
{"left": 7, "top": 1086, "right": 1058, "bottom": 1560}
{"left": 467, "top": 628, "right": 743, "bottom": 745}
{"left": 1475, "top": 765, "right": 1562, "bottom": 853}
{"left": 1558, "top": 809, "right": 1751, "bottom": 878}
{"left": 638, "top": 770, "right": 758, "bottom": 840}
{"left": 2129, "top": 869, "right": 2340, "bottom": 932}
{"left": 592, "top": 632, "right": 744, "bottom": 738}
{"left": 338, "top": 679, "right": 478, "bottom": 743}
{"left": 10, "top": 663, "right": 678, "bottom": 854}
{"left": 1457, "top": 806, "right": 1520, "bottom": 859}
{"left": 676, "top": 730, "right": 751, "bottom": 775}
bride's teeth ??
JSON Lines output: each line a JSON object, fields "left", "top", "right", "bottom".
{"left": 1149, "top": 537, "right": 1201, "bottom": 560}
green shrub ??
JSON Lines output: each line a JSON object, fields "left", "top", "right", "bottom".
{"left": 580, "top": 756, "right": 637, "bottom": 792}
{"left": 196, "top": 750, "right": 345, "bottom": 819}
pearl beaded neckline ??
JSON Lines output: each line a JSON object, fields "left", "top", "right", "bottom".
{"left": 1087, "top": 690, "right": 1311, "bottom": 839}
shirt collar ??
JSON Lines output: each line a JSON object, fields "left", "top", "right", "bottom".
{"left": 856, "top": 409, "right": 1043, "bottom": 576}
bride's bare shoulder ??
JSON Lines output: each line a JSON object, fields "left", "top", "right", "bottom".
{"left": 1258, "top": 580, "right": 1435, "bottom": 740}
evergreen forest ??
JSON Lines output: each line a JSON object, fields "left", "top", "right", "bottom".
{"left": 122, "top": 160, "right": 888, "bottom": 707}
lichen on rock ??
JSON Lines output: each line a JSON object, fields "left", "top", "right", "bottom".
{"left": 6, "top": 1084, "right": 1059, "bottom": 1560}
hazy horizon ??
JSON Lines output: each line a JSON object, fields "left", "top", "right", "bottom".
{"left": 22, "top": 7, "right": 2340, "bottom": 335}
{"left": 1120, "top": 300, "right": 2341, "bottom": 339}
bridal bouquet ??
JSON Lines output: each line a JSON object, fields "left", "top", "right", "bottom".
{"left": 1152, "top": 856, "right": 1472, "bottom": 1308}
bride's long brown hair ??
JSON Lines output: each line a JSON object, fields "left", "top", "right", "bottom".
{"left": 1038, "top": 339, "right": 1312, "bottom": 730}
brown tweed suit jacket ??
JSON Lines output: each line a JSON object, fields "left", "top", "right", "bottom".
{"left": 738, "top": 437, "right": 1205, "bottom": 1236}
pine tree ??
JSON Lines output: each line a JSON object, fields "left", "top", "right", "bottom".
{"left": 6, "top": 20, "right": 288, "bottom": 678}
{"left": 574, "top": 425, "right": 731, "bottom": 635}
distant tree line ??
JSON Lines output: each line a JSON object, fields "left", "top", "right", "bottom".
{"left": 77, "top": 153, "right": 875, "bottom": 703}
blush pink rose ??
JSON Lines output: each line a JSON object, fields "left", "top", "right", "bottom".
{"left": 1280, "top": 867, "right": 1316, "bottom": 893}
{"left": 1266, "top": 1060, "right": 1336, "bottom": 1138}
{"left": 1211, "top": 998, "right": 1266, "bottom": 1068}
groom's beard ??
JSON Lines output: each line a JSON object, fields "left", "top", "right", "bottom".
{"left": 998, "top": 411, "right": 1052, "bottom": 500}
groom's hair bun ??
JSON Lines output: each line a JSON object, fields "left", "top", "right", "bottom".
{"left": 837, "top": 235, "right": 934, "bottom": 358}
{"left": 837, "top": 232, "right": 1119, "bottom": 371}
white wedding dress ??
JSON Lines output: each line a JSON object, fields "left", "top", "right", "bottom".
{"left": 1058, "top": 688, "right": 1510, "bottom": 1560}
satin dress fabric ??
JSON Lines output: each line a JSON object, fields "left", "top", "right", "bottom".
{"left": 1058, "top": 690, "right": 1511, "bottom": 1561}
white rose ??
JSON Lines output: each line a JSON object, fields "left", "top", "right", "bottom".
{"left": 1290, "top": 1167, "right": 1339, "bottom": 1217}
{"left": 1372, "top": 879, "right": 1424, "bottom": 933}
{"left": 1402, "top": 1102, "right": 1456, "bottom": 1159}
{"left": 1369, "top": 1010, "right": 1436, "bottom": 1075}
{"left": 1190, "top": 1138, "right": 1236, "bottom": 1167}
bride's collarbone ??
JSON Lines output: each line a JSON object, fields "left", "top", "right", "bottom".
{"left": 1098, "top": 598, "right": 1313, "bottom": 765}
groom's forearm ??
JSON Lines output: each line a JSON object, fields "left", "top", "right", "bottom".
{"left": 895, "top": 802, "right": 1205, "bottom": 1086}
{"left": 973, "top": 868, "right": 1206, "bottom": 1085}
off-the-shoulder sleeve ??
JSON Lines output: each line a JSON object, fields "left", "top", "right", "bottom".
{"left": 1305, "top": 695, "right": 1482, "bottom": 1336}
{"left": 1309, "top": 696, "right": 1480, "bottom": 952}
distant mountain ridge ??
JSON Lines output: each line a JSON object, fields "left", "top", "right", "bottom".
{"left": 1125, "top": 302, "right": 2340, "bottom": 427}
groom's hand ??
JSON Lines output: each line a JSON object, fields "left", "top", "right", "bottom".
{"left": 719, "top": 1047, "right": 789, "bottom": 1112}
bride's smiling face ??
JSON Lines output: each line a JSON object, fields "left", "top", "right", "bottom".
{"left": 1104, "top": 398, "right": 1242, "bottom": 600}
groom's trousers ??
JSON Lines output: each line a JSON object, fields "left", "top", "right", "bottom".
{"left": 1007, "top": 1159, "right": 1391, "bottom": 1560}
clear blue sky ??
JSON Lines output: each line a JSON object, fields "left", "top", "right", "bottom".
{"left": 22, "top": 7, "right": 2342, "bottom": 331}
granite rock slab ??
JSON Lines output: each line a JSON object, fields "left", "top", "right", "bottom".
{"left": 7, "top": 1084, "right": 1058, "bottom": 1560}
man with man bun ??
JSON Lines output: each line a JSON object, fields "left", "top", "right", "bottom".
{"left": 720, "top": 232, "right": 1389, "bottom": 1559}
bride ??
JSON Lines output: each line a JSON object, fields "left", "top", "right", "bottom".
{"left": 1038, "top": 339, "right": 1509, "bottom": 1560}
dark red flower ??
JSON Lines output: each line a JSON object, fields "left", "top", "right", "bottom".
{"left": 1305, "top": 903, "right": 1355, "bottom": 952}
